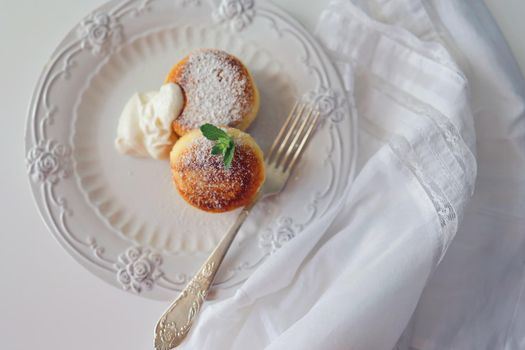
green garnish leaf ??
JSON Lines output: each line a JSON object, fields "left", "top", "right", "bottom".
{"left": 211, "top": 144, "right": 224, "bottom": 155}
{"left": 223, "top": 144, "right": 235, "bottom": 170}
{"left": 200, "top": 123, "right": 236, "bottom": 170}
{"left": 200, "top": 123, "right": 229, "bottom": 141}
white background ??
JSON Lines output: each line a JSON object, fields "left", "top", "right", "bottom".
{"left": 0, "top": 1, "right": 523, "bottom": 349}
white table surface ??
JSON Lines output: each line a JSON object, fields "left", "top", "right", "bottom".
{"left": 0, "top": 1, "right": 523, "bottom": 349}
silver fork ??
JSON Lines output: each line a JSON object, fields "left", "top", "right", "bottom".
{"left": 154, "top": 102, "right": 320, "bottom": 350}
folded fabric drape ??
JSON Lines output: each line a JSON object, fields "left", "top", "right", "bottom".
{"left": 390, "top": 1, "right": 525, "bottom": 349}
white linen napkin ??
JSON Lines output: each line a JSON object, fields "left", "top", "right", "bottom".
{"left": 387, "top": 1, "right": 525, "bottom": 349}
{"left": 177, "top": 0, "right": 525, "bottom": 348}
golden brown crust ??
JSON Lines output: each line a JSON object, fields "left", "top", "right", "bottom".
{"left": 165, "top": 49, "right": 259, "bottom": 136}
{"left": 170, "top": 128, "right": 265, "bottom": 213}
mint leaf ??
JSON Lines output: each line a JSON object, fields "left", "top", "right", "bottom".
{"left": 200, "top": 124, "right": 228, "bottom": 141}
{"left": 200, "top": 123, "right": 236, "bottom": 170}
{"left": 223, "top": 144, "right": 235, "bottom": 169}
{"left": 211, "top": 144, "right": 225, "bottom": 155}
{"left": 217, "top": 138, "right": 230, "bottom": 151}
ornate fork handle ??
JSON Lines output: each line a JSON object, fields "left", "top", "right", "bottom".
{"left": 154, "top": 202, "right": 256, "bottom": 350}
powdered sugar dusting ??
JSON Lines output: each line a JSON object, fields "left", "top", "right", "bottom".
{"left": 176, "top": 49, "right": 253, "bottom": 130}
{"left": 181, "top": 137, "right": 215, "bottom": 168}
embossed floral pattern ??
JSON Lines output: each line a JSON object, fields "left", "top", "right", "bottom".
{"left": 259, "top": 217, "right": 299, "bottom": 253}
{"left": 304, "top": 88, "right": 345, "bottom": 123}
{"left": 78, "top": 12, "right": 122, "bottom": 55}
{"left": 26, "top": 140, "right": 71, "bottom": 184}
{"left": 115, "top": 247, "right": 163, "bottom": 293}
{"left": 213, "top": 0, "right": 255, "bottom": 31}
{"left": 154, "top": 261, "right": 213, "bottom": 349}
{"left": 156, "top": 318, "right": 181, "bottom": 350}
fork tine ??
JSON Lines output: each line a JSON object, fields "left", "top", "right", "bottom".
{"left": 287, "top": 110, "right": 320, "bottom": 172}
{"left": 266, "top": 101, "right": 299, "bottom": 162}
{"left": 271, "top": 103, "right": 306, "bottom": 166}
{"left": 279, "top": 105, "right": 315, "bottom": 170}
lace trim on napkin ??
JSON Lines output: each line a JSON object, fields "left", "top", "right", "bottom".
{"left": 351, "top": 64, "right": 474, "bottom": 262}
{"left": 331, "top": 59, "right": 474, "bottom": 262}
{"left": 318, "top": 0, "right": 477, "bottom": 263}
{"left": 369, "top": 73, "right": 477, "bottom": 200}
{"left": 389, "top": 136, "right": 457, "bottom": 264}
{"left": 369, "top": 71, "right": 475, "bottom": 262}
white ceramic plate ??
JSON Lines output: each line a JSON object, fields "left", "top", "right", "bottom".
{"left": 25, "top": 0, "right": 357, "bottom": 300}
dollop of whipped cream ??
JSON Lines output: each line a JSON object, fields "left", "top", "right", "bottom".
{"left": 115, "top": 83, "right": 184, "bottom": 160}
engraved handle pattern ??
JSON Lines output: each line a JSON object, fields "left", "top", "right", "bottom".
{"left": 154, "top": 207, "right": 252, "bottom": 350}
